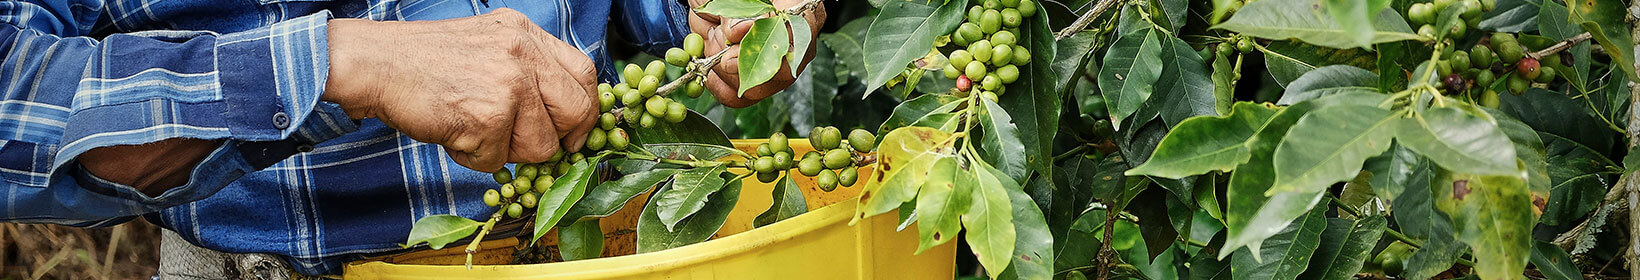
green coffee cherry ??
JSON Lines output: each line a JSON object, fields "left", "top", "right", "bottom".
{"left": 1409, "top": 3, "right": 1432, "bottom": 25}
{"left": 1535, "top": 66, "right": 1556, "bottom": 83}
{"left": 756, "top": 143, "right": 773, "bottom": 157}
{"left": 757, "top": 170, "right": 779, "bottom": 183}
{"left": 1235, "top": 37, "right": 1253, "bottom": 52}
{"left": 769, "top": 133, "right": 790, "bottom": 154}
{"left": 666, "top": 48, "right": 690, "bottom": 67}
{"left": 646, "top": 96, "right": 668, "bottom": 117}
{"left": 513, "top": 177, "right": 533, "bottom": 195}
{"left": 1461, "top": 0, "right": 1483, "bottom": 19}
{"left": 622, "top": 105, "right": 643, "bottom": 123}
{"left": 686, "top": 79, "right": 705, "bottom": 98}
{"left": 839, "top": 168, "right": 859, "bottom": 187}
{"left": 608, "top": 128, "right": 630, "bottom": 150}
{"left": 506, "top": 203, "right": 524, "bottom": 218}
{"left": 517, "top": 164, "right": 539, "bottom": 181}
{"left": 983, "top": 0, "right": 1000, "bottom": 9}
{"left": 823, "top": 149, "right": 851, "bottom": 169}
{"left": 1480, "top": 90, "right": 1501, "bottom": 108}
{"left": 848, "top": 129, "right": 876, "bottom": 152}
{"left": 1000, "top": 0, "right": 1019, "bottom": 7}
{"left": 754, "top": 157, "right": 775, "bottom": 173}
{"left": 950, "top": 50, "right": 974, "bottom": 70}
{"left": 816, "top": 169, "right": 838, "bottom": 191}
{"left": 1447, "top": 21, "right": 1466, "bottom": 38}
{"left": 773, "top": 151, "right": 794, "bottom": 170}
{"left": 639, "top": 76, "right": 660, "bottom": 97}
{"left": 519, "top": 192, "right": 538, "bottom": 209}
{"left": 1451, "top": 50, "right": 1471, "bottom": 71}
{"left": 623, "top": 64, "right": 644, "bottom": 84}
{"left": 1017, "top": 0, "right": 1037, "bottom": 17}
{"left": 981, "top": 74, "right": 1001, "bottom": 91}
{"left": 684, "top": 33, "right": 705, "bottom": 57}
{"left": 1417, "top": 24, "right": 1436, "bottom": 39}
{"left": 533, "top": 174, "right": 554, "bottom": 193}
{"left": 968, "top": 6, "right": 984, "bottom": 22}
{"left": 982, "top": 91, "right": 1000, "bottom": 102}
{"left": 621, "top": 87, "right": 644, "bottom": 107}
{"left": 665, "top": 102, "right": 688, "bottom": 123}
{"left": 640, "top": 113, "right": 657, "bottom": 128}
{"left": 1012, "top": 47, "right": 1030, "bottom": 65}
{"left": 598, "top": 83, "right": 613, "bottom": 94}
{"left": 965, "top": 62, "right": 989, "bottom": 80}
{"left": 991, "top": 31, "right": 1016, "bottom": 47}
{"left": 969, "top": 40, "right": 994, "bottom": 63}
{"left": 586, "top": 128, "right": 607, "bottom": 150}
{"left": 958, "top": 23, "right": 982, "bottom": 44}
{"left": 798, "top": 156, "right": 823, "bottom": 176}
{"left": 944, "top": 64, "right": 961, "bottom": 79}
{"left": 600, "top": 113, "right": 617, "bottom": 130}
{"left": 484, "top": 189, "right": 501, "bottom": 207}
{"left": 501, "top": 183, "right": 516, "bottom": 198}
{"left": 1471, "top": 45, "right": 1494, "bottom": 68}
{"left": 1001, "top": 9, "right": 1022, "bottom": 28}
{"left": 803, "top": 151, "right": 821, "bottom": 160}
{"left": 548, "top": 150, "right": 564, "bottom": 163}
{"left": 1507, "top": 74, "right": 1530, "bottom": 94}
{"left": 1476, "top": 70, "right": 1496, "bottom": 87}
{"left": 818, "top": 127, "right": 844, "bottom": 150}
{"left": 598, "top": 91, "right": 616, "bottom": 112}
{"left": 997, "top": 65, "right": 1020, "bottom": 84}
{"left": 991, "top": 44, "right": 1013, "bottom": 66}
{"left": 1495, "top": 36, "right": 1524, "bottom": 63}
{"left": 493, "top": 168, "right": 513, "bottom": 184}
{"left": 1543, "top": 53, "right": 1563, "bottom": 67}
{"left": 980, "top": 10, "right": 1002, "bottom": 34}
{"left": 646, "top": 61, "right": 666, "bottom": 78}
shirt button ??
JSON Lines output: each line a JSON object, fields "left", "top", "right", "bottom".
{"left": 272, "top": 112, "right": 290, "bottom": 129}
{"left": 297, "top": 144, "right": 315, "bottom": 153}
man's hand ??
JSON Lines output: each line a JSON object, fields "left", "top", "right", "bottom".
{"left": 688, "top": 0, "right": 827, "bottom": 108}
{"left": 325, "top": 9, "right": 598, "bottom": 172}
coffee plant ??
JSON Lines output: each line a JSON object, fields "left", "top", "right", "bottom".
{"left": 400, "top": 0, "right": 1640, "bottom": 278}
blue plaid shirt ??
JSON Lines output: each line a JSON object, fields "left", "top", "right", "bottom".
{"left": 0, "top": 0, "right": 690, "bottom": 274}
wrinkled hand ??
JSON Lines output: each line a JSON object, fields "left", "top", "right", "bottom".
{"left": 688, "top": 0, "right": 827, "bottom": 108}
{"left": 324, "top": 9, "right": 598, "bottom": 172}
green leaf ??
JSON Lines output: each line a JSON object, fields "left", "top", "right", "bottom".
{"left": 1054, "top": 30, "right": 1099, "bottom": 100}
{"left": 532, "top": 155, "right": 605, "bottom": 244}
{"left": 1433, "top": 170, "right": 1535, "bottom": 280}
{"left": 737, "top": 18, "right": 791, "bottom": 97}
{"left": 561, "top": 169, "right": 685, "bottom": 225}
{"left": 1530, "top": 240, "right": 1585, "bottom": 280}
{"left": 754, "top": 174, "right": 808, "bottom": 227}
{"left": 819, "top": 16, "right": 871, "bottom": 82}
{"left": 629, "top": 110, "right": 734, "bottom": 147}
{"left": 1155, "top": 35, "right": 1221, "bottom": 127}
{"left": 914, "top": 157, "right": 971, "bottom": 253}
{"left": 1269, "top": 104, "right": 1398, "bottom": 194}
{"left": 1431, "top": 0, "right": 1471, "bottom": 39}
{"left": 1099, "top": 19, "right": 1164, "bottom": 129}
{"left": 1394, "top": 164, "right": 1464, "bottom": 280}
{"left": 1261, "top": 41, "right": 1379, "bottom": 88}
{"left": 558, "top": 219, "right": 604, "bottom": 261}
{"left": 637, "top": 176, "right": 741, "bottom": 253}
{"left": 979, "top": 98, "right": 1030, "bottom": 183}
{"left": 1362, "top": 144, "right": 1428, "bottom": 201}
{"left": 787, "top": 16, "right": 812, "bottom": 75}
{"left": 403, "top": 215, "right": 483, "bottom": 250}
{"left": 856, "top": 127, "right": 959, "bottom": 222}
{"left": 1297, "top": 216, "right": 1386, "bottom": 280}
{"left": 995, "top": 1, "right": 1059, "bottom": 192}
{"left": 1321, "top": 0, "right": 1393, "bottom": 49}
{"left": 1540, "top": 134, "right": 1612, "bottom": 226}
{"left": 1570, "top": 0, "right": 1640, "bottom": 81}
{"left": 861, "top": 0, "right": 968, "bottom": 94}
{"left": 1158, "top": 0, "right": 1189, "bottom": 32}
{"left": 1479, "top": 0, "right": 1541, "bottom": 32}
{"left": 1215, "top": 0, "right": 1420, "bottom": 49}
{"left": 1277, "top": 65, "right": 1379, "bottom": 105}
{"left": 1229, "top": 205, "right": 1327, "bottom": 279}
{"left": 654, "top": 166, "right": 730, "bottom": 231}
{"left": 694, "top": 0, "right": 775, "bottom": 19}
{"left": 1395, "top": 105, "right": 1519, "bottom": 175}
{"left": 994, "top": 160, "right": 1053, "bottom": 280}
{"left": 1210, "top": 0, "right": 1239, "bottom": 23}
{"left": 964, "top": 156, "right": 1017, "bottom": 279}
{"left": 1223, "top": 92, "right": 1385, "bottom": 258}
{"left": 1492, "top": 110, "right": 1552, "bottom": 214}
{"left": 876, "top": 94, "right": 960, "bottom": 137}
{"left": 1127, "top": 102, "right": 1280, "bottom": 178}
{"left": 1188, "top": 233, "right": 1231, "bottom": 280}
{"left": 1212, "top": 50, "right": 1241, "bottom": 116}
{"left": 1498, "top": 88, "right": 1615, "bottom": 152}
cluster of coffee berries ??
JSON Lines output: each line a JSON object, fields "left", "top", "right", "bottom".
{"left": 1408, "top": 0, "right": 1492, "bottom": 40}
{"left": 745, "top": 127, "right": 877, "bottom": 191}
{"left": 1430, "top": 32, "right": 1568, "bottom": 107}
{"left": 583, "top": 33, "right": 713, "bottom": 154}
{"left": 485, "top": 151, "right": 585, "bottom": 219}
{"left": 940, "top": 0, "right": 1036, "bottom": 101}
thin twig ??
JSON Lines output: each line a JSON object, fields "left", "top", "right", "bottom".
{"left": 655, "top": 48, "right": 733, "bottom": 95}
{"left": 1055, "top": 0, "right": 1121, "bottom": 40}
{"left": 1528, "top": 32, "right": 1594, "bottom": 59}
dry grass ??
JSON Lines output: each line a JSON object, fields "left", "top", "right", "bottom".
{"left": 1, "top": 220, "right": 161, "bottom": 280}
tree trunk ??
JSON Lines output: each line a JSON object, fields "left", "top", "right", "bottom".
{"left": 1628, "top": 1, "right": 1640, "bottom": 278}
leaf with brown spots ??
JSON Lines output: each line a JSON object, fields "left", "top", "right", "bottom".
{"left": 913, "top": 157, "right": 971, "bottom": 254}
{"left": 854, "top": 126, "right": 958, "bottom": 225}
{"left": 1432, "top": 169, "right": 1535, "bottom": 280}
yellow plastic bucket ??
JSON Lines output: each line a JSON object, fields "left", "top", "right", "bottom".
{"left": 344, "top": 140, "right": 957, "bottom": 279}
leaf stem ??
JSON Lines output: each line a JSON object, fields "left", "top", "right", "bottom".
{"left": 656, "top": 48, "right": 733, "bottom": 95}
{"left": 464, "top": 211, "right": 503, "bottom": 269}
{"left": 614, "top": 150, "right": 747, "bottom": 169}
{"left": 1052, "top": 144, "right": 1093, "bottom": 163}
